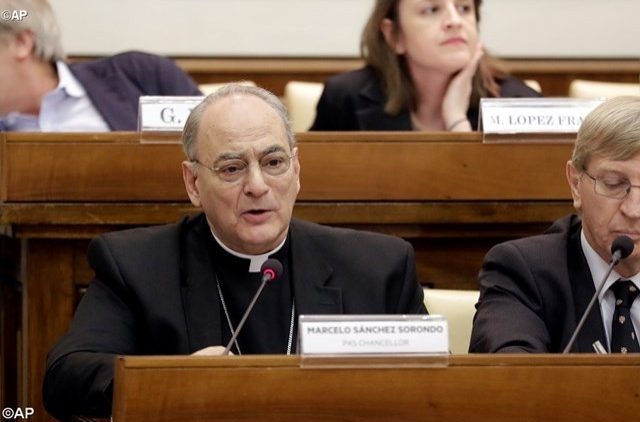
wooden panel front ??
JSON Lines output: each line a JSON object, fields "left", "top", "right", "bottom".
{"left": 24, "top": 239, "right": 78, "bottom": 418}
{"left": 113, "top": 355, "right": 640, "bottom": 422}
{"left": 298, "top": 140, "right": 570, "bottom": 200}
{"left": 2, "top": 132, "right": 573, "bottom": 202}
{"left": 1, "top": 133, "right": 186, "bottom": 202}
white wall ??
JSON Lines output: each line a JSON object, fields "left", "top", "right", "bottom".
{"left": 481, "top": 0, "right": 640, "bottom": 58}
{"left": 51, "top": 0, "right": 640, "bottom": 58}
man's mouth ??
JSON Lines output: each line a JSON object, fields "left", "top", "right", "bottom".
{"left": 241, "top": 209, "right": 273, "bottom": 223}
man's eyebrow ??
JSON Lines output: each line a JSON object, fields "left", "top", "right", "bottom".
{"left": 596, "top": 166, "right": 629, "bottom": 175}
{"left": 261, "top": 145, "right": 287, "bottom": 156}
{"left": 213, "top": 145, "right": 287, "bottom": 163}
{"left": 213, "top": 152, "right": 245, "bottom": 165}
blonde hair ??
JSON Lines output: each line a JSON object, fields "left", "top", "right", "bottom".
{"left": 0, "top": 0, "right": 64, "bottom": 61}
{"left": 360, "top": 0, "right": 506, "bottom": 115}
{"left": 572, "top": 96, "right": 640, "bottom": 170}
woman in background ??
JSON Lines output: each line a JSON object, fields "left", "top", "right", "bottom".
{"left": 311, "top": 0, "right": 539, "bottom": 132}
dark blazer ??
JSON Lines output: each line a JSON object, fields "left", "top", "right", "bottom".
{"left": 310, "top": 66, "right": 541, "bottom": 131}
{"left": 43, "top": 213, "right": 425, "bottom": 420}
{"left": 69, "top": 51, "right": 201, "bottom": 130}
{"left": 469, "top": 214, "right": 608, "bottom": 353}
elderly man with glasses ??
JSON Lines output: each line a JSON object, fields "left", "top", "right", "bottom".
{"left": 470, "top": 96, "right": 640, "bottom": 354}
{"left": 42, "top": 84, "right": 426, "bottom": 420}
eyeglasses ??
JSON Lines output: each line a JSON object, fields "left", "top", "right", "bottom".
{"left": 191, "top": 151, "right": 296, "bottom": 183}
{"left": 583, "top": 171, "right": 640, "bottom": 200}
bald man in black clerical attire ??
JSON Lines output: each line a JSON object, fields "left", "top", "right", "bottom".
{"left": 43, "top": 84, "right": 426, "bottom": 420}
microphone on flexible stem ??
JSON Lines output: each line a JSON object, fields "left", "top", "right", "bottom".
{"left": 562, "top": 235, "right": 635, "bottom": 353}
{"left": 222, "top": 258, "right": 284, "bottom": 355}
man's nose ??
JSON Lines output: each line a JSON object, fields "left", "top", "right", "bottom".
{"left": 620, "top": 187, "right": 640, "bottom": 218}
{"left": 242, "top": 162, "right": 269, "bottom": 197}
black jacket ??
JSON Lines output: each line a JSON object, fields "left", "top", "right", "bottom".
{"left": 311, "top": 66, "right": 541, "bottom": 131}
{"left": 43, "top": 214, "right": 425, "bottom": 420}
{"left": 469, "top": 215, "right": 609, "bottom": 353}
{"left": 69, "top": 51, "right": 201, "bottom": 130}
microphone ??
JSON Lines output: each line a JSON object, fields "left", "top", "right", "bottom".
{"left": 222, "top": 258, "right": 283, "bottom": 355}
{"left": 562, "top": 235, "right": 635, "bottom": 353}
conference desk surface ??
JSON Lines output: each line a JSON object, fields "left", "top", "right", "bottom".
{"left": 1, "top": 131, "right": 576, "bottom": 421}
{"left": 113, "top": 354, "right": 640, "bottom": 422}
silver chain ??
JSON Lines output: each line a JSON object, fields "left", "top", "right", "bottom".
{"left": 216, "top": 275, "right": 295, "bottom": 355}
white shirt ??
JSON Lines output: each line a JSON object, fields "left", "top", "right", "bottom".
{"left": 581, "top": 230, "right": 640, "bottom": 351}
{"left": 0, "top": 61, "right": 109, "bottom": 132}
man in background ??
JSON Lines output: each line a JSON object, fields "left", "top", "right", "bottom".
{"left": 471, "top": 96, "right": 640, "bottom": 353}
{"left": 0, "top": 0, "right": 200, "bottom": 131}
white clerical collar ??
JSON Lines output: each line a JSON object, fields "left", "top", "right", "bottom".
{"left": 581, "top": 229, "right": 640, "bottom": 300}
{"left": 210, "top": 229, "right": 287, "bottom": 273}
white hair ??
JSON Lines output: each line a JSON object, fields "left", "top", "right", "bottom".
{"left": 0, "top": 0, "right": 64, "bottom": 61}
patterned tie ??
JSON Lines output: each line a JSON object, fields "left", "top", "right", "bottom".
{"left": 610, "top": 279, "right": 640, "bottom": 354}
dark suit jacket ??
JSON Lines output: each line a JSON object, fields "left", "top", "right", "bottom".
{"left": 69, "top": 51, "right": 201, "bottom": 130}
{"left": 310, "top": 66, "right": 541, "bottom": 131}
{"left": 43, "top": 213, "right": 425, "bottom": 420}
{"left": 469, "top": 214, "right": 608, "bottom": 353}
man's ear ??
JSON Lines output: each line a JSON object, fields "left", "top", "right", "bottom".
{"left": 12, "top": 30, "right": 36, "bottom": 60}
{"left": 380, "top": 18, "right": 405, "bottom": 54}
{"left": 566, "top": 160, "right": 582, "bottom": 211}
{"left": 182, "top": 161, "right": 201, "bottom": 207}
{"left": 292, "top": 147, "right": 301, "bottom": 194}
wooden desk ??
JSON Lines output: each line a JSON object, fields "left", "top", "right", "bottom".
{"left": 1, "top": 132, "right": 575, "bottom": 421}
{"left": 68, "top": 56, "right": 640, "bottom": 97}
{"left": 113, "top": 354, "right": 640, "bottom": 421}
{"left": 172, "top": 57, "right": 640, "bottom": 97}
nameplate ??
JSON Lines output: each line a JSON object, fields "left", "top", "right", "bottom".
{"left": 138, "top": 96, "right": 204, "bottom": 132}
{"left": 480, "top": 98, "right": 603, "bottom": 135}
{"left": 298, "top": 315, "right": 448, "bottom": 355}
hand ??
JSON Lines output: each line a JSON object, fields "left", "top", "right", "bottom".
{"left": 442, "top": 42, "right": 484, "bottom": 131}
{"left": 191, "top": 346, "right": 232, "bottom": 356}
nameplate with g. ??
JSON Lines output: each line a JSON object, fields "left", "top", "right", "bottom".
{"left": 480, "top": 98, "right": 603, "bottom": 134}
{"left": 298, "top": 315, "right": 448, "bottom": 355}
{"left": 138, "top": 96, "right": 204, "bottom": 132}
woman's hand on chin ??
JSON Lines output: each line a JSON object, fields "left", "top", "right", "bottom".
{"left": 442, "top": 42, "right": 484, "bottom": 131}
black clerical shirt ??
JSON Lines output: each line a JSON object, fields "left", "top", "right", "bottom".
{"left": 206, "top": 231, "right": 296, "bottom": 354}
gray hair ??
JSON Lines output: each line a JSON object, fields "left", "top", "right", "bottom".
{"left": 182, "top": 84, "right": 296, "bottom": 160}
{"left": 0, "top": 0, "right": 64, "bottom": 61}
{"left": 572, "top": 96, "right": 640, "bottom": 170}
